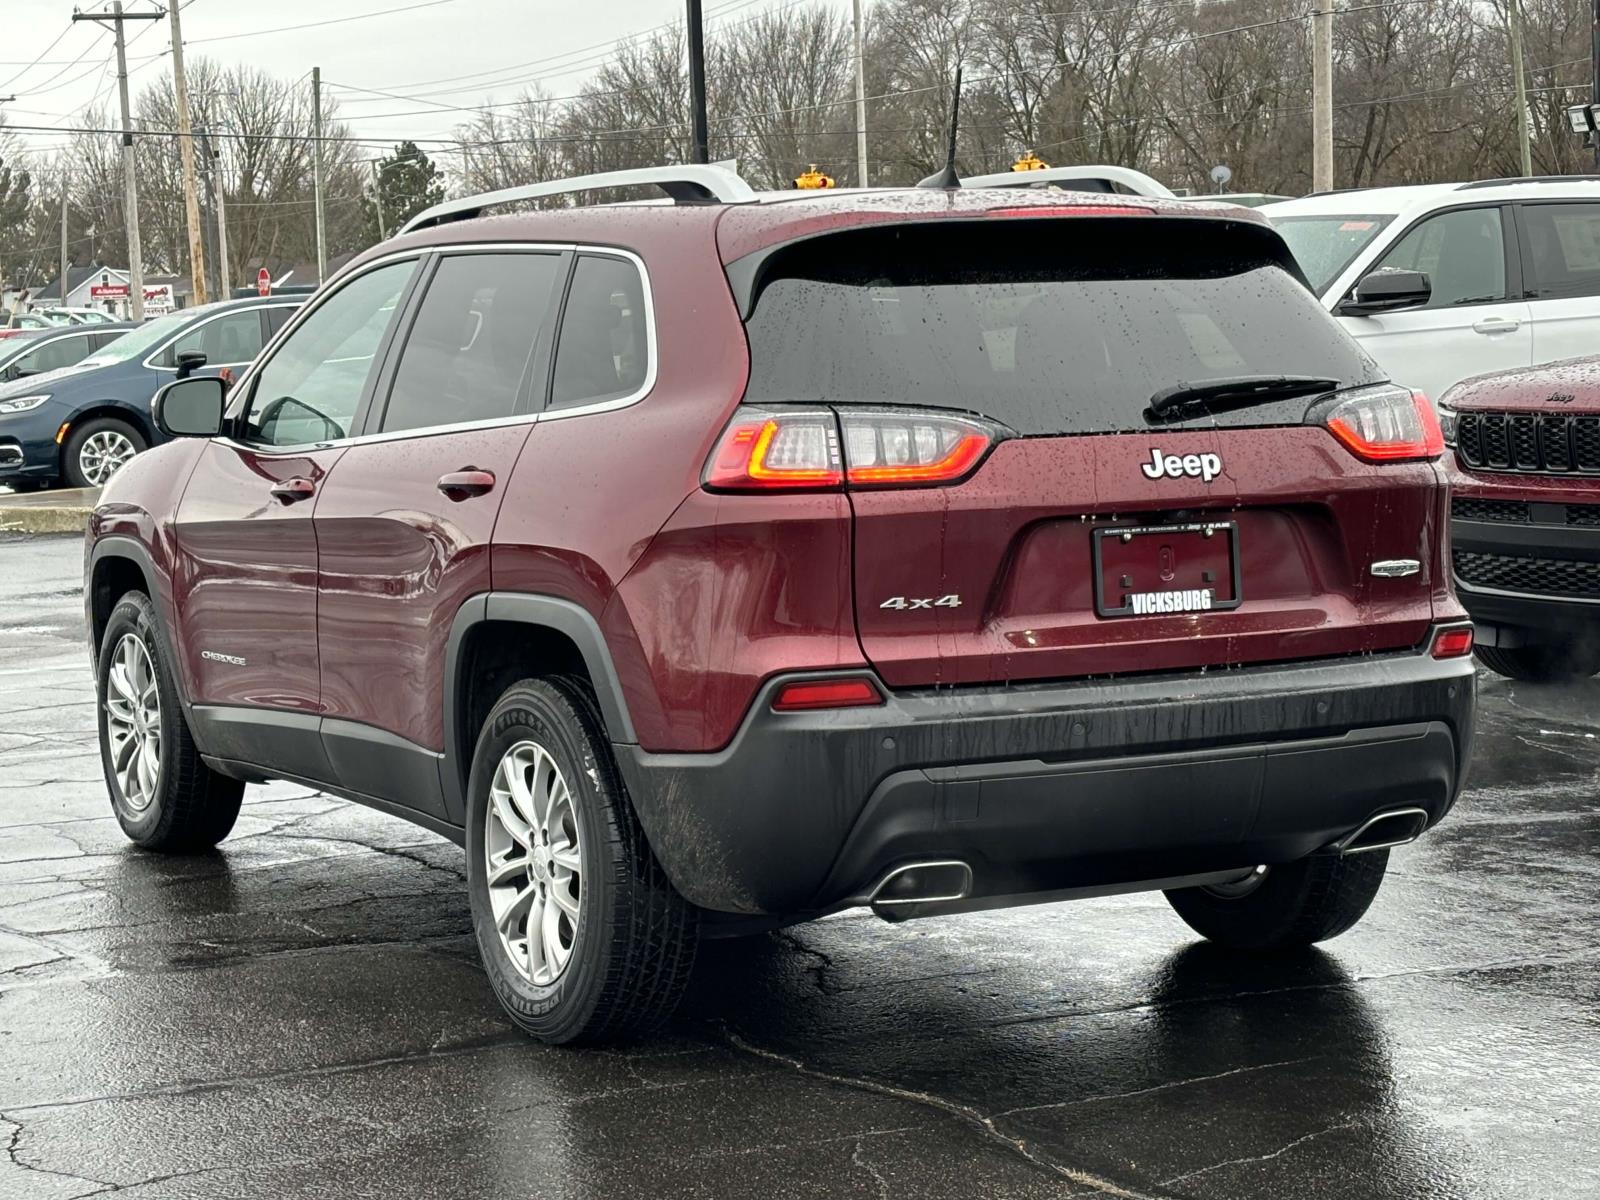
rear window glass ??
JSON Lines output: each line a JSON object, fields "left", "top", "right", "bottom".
{"left": 741, "top": 220, "right": 1381, "bottom": 436}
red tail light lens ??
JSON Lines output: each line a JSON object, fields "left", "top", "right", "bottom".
{"left": 705, "top": 407, "right": 998, "bottom": 492}
{"left": 839, "top": 410, "right": 994, "bottom": 486}
{"left": 1430, "top": 625, "right": 1475, "bottom": 659}
{"left": 772, "top": 676, "right": 884, "bottom": 712}
{"left": 704, "top": 408, "right": 844, "bottom": 490}
{"left": 1322, "top": 385, "right": 1443, "bottom": 462}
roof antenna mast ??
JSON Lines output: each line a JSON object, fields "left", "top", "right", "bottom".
{"left": 917, "top": 65, "right": 963, "bottom": 189}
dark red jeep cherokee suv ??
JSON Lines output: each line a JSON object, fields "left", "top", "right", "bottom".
{"left": 1440, "top": 359, "right": 1600, "bottom": 680}
{"left": 85, "top": 167, "right": 1476, "bottom": 1043}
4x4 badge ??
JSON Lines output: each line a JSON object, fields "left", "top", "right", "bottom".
{"left": 1142, "top": 448, "right": 1223, "bottom": 483}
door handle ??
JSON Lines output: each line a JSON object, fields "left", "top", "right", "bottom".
{"left": 269, "top": 477, "right": 315, "bottom": 504}
{"left": 1472, "top": 317, "right": 1520, "bottom": 335}
{"left": 436, "top": 468, "right": 496, "bottom": 500}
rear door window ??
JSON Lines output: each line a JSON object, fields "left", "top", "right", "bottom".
{"left": 380, "top": 251, "right": 563, "bottom": 434}
{"left": 161, "top": 309, "right": 267, "bottom": 368}
{"left": 741, "top": 220, "right": 1380, "bottom": 435}
{"left": 18, "top": 335, "right": 89, "bottom": 375}
{"left": 1517, "top": 202, "right": 1600, "bottom": 299}
{"left": 549, "top": 254, "right": 650, "bottom": 410}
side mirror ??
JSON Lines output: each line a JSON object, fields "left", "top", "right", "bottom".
{"left": 153, "top": 376, "right": 226, "bottom": 438}
{"left": 1337, "top": 268, "right": 1432, "bottom": 316}
{"left": 13, "top": 368, "right": 38, "bottom": 380}
{"left": 175, "top": 349, "right": 209, "bottom": 380}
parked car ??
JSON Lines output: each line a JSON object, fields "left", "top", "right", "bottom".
{"left": 0, "top": 296, "right": 299, "bottom": 490}
{"left": 44, "top": 306, "right": 120, "bottom": 326}
{"left": 0, "top": 310, "right": 69, "bottom": 336}
{"left": 1439, "top": 358, "right": 1600, "bottom": 680}
{"left": 1263, "top": 177, "right": 1600, "bottom": 405}
{"left": 0, "top": 323, "right": 135, "bottom": 386}
{"left": 86, "top": 164, "right": 1475, "bottom": 1045}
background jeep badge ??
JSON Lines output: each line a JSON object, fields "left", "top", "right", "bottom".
{"left": 1142, "top": 448, "right": 1223, "bottom": 483}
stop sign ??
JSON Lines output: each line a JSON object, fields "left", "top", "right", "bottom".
{"left": 257, "top": 268, "right": 271, "bottom": 298}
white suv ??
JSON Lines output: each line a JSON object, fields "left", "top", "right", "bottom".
{"left": 1263, "top": 178, "right": 1600, "bottom": 402}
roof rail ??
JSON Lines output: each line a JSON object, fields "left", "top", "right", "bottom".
{"left": 401, "top": 162, "right": 758, "bottom": 234}
{"left": 1456, "top": 174, "right": 1600, "bottom": 191}
{"left": 961, "top": 164, "right": 1176, "bottom": 199}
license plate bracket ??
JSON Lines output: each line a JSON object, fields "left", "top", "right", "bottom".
{"left": 1092, "top": 522, "right": 1242, "bottom": 618}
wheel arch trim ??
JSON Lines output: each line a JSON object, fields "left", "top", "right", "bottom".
{"left": 443, "top": 592, "right": 638, "bottom": 817}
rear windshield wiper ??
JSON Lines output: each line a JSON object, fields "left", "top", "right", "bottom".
{"left": 1147, "top": 375, "right": 1341, "bottom": 422}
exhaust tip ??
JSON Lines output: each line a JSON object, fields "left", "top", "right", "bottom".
{"left": 866, "top": 860, "right": 973, "bottom": 913}
{"left": 1338, "top": 807, "right": 1430, "bottom": 855}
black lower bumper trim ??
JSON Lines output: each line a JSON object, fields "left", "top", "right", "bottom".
{"left": 616, "top": 651, "right": 1476, "bottom": 917}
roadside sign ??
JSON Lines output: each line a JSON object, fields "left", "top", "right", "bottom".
{"left": 90, "top": 284, "right": 130, "bottom": 298}
{"left": 257, "top": 268, "right": 271, "bottom": 298}
{"left": 143, "top": 285, "right": 174, "bottom": 316}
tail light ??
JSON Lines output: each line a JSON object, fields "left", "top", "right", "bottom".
{"left": 772, "top": 676, "right": 884, "bottom": 711}
{"left": 704, "top": 407, "right": 843, "bottom": 489}
{"left": 1430, "top": 625, "right": 1474, "bottom": 659}
{"left": 705, "top": 406, "right": 1000, "bottom": 492}
{"left": 1320, "top": 384, "right": 1443, "bottom": 463}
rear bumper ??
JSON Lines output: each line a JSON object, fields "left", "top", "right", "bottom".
{"left": 615, "top": 649, "right": 1476, "bottom": 917}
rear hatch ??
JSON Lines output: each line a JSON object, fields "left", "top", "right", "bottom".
{"left": 727, "top": 212, "right": 1447, "bottom": 688}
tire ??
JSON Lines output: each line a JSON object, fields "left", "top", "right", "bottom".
{"left": 96, "top": 592, "right": 244, "bottom": 851}
{"left": 64, "top": 416, "right": 146, "bottom": 489}
{"left": 1164, "top": 850, "right": 1388, "bottom": 951}
{"left": 1473, "top": 639, "right": 1600, "bottom": 683}
{"left": 465, "top": 676, "right": 697, "bottom": 1045}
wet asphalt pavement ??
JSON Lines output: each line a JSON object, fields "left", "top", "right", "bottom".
{"left": 1, "top": 532, "right": 1596, "bottom": 1199}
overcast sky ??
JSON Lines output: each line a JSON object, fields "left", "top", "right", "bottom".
{"left": 1, "top": 0, "right": 803, "bottom": 165}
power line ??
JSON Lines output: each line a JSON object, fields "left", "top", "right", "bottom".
{"left": 0, "top": 23, "right": 75, "bottom": 95}
{"left": 183, "top": 0, "right": 462, "bottom": 47}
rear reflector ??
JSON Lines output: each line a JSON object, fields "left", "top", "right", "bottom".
{"left": 1322, "top": 385, "right": 1443, "bottom": 462}
{"left": 771, "top": 677, "right": 884, "bottom": 712}
{"left": 1430, "top": 626, "right": 1475, "bottom": 659}
{"left": 705, "top": 406, "right": 999, "bottom": 492}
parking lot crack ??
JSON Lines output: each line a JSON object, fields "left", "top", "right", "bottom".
{"left": 994, "top": 1056, "right": 1318, "bottom": 1117}
{"left": 722, "top": 1028, "right": 1172, "bottom": 1199}
{"left": 851, "top": 1137, "right": 893, "bottom": 1199}
{"left": 2, "top": 1112, "right": 121, "bottom": 1193}
{"left": 1156, "top": 1119, "right": 1362, "bottom": 1188}
{"left": 269, "top": 833, "right": 464, "bottom": 879}
{"left": 775, "top": 930, "right": 842, "bottom": 994}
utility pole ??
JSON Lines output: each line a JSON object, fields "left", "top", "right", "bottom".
{"left": 168, "top": 0, "right": 207, "bottom": 303}
{"left": 1312, "top": 0, "right": 1333, "bottom": 192}
{"left": 212, "top": 140, "right": 231, "bottom": 296}
{"left": 75, "top": 3, "right": 163, "bottom": 321}
{"left": 852, "top": 0, "right": 868, "bottom": 186}
{"left": 312, "top": 66, "right": 327, "bottom": 284}
{"left": 1591, "top": 0, "right": 1599, "bottom": 167}
{"left": 372, "top": 160, "right": 387, "bottom": 240}
{"left": 59, "top": 182, "right": 69, "bottom": 311}
{"left": 685, "top": 0, "right": 709, "bottom": 164}
{"left": 1509, "top": 0, "right": 1533, "bottom": 177}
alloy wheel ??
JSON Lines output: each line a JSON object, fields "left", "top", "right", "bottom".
{"left": 79, "top": 430, "right": 137, "bottom": 486}
{"left": 104, "top": 632, "right": 162, "bottom": 814}
{"left": 485, "top": 740, "right": 583, "bottom": 985}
